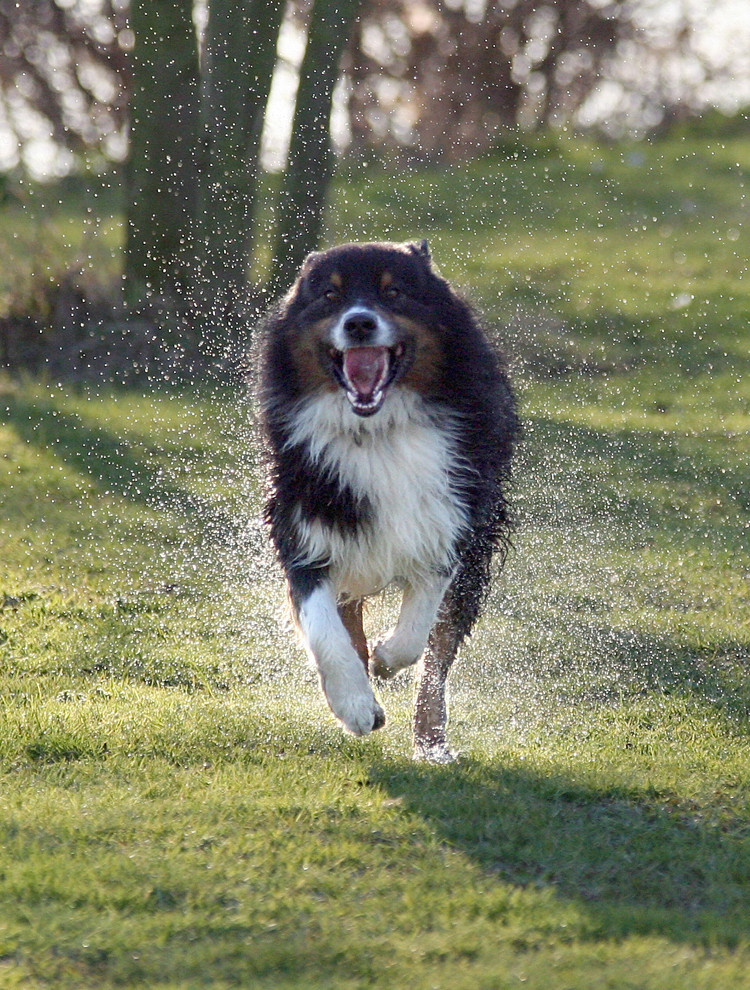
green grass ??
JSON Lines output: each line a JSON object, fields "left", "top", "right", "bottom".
{"left": 0, "top": 174, "right": 123, "bottom": 320}
{"left": 1, "top": 128, "right": 749, "bottom": 988}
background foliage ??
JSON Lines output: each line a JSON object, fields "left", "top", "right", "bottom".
{"left": 1, "top": 0, "right": 749, "bottom": 314}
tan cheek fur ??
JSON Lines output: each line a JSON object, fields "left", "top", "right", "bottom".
{"left": 288, "top": 318, "right": 338, "bottom": 393}
{"left": 395, "top": 316, "right": 445, "bottom": 393}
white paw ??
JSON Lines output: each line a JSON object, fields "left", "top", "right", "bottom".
{"left": 370, "top": 634, "right": 421, "bottom": 680}
{"left": 413, "top": 741, "right": 458, "bottom": 764}
{"left": 321, "top": 666, "right": 386, "bottom": 736}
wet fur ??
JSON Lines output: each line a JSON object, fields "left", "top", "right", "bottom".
{"left": 256, "top": 241, "right": 519, "bottom": 760}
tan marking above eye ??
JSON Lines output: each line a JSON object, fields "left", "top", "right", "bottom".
{"left": 329, "top": 271, "right": 343, "bottom": 289}
{"left": 380, "top": 271, "right": 401, "bottom": 299}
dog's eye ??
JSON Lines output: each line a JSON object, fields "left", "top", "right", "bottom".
{"left": 383, "top": 285, "right": 400, "bottom": 301}
{"left": 323, "top": 287, "right": 340, "bottom": 302}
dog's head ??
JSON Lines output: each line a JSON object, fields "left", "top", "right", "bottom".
{"left": 277, "top": 240, "right": 450, "bottom": 417}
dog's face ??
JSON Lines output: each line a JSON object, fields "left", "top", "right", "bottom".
{"left": 281, "top": 240, "right": 446, "bottom": 416}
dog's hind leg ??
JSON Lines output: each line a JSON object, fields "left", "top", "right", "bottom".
{"left": 412, "top": 610, "right": 461, "bottom": 763}
{"left": 413, "top": 530, "right": 499, "bottom": 761}
{"left": 338, "top": 598, "right": 369, "bottom": 671}
{"left": 289, "top": 570, "right": 385, "bottom": 737}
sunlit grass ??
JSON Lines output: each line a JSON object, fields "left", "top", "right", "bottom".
{"left": 1, "top": 129, "right": 749, "bottom": 987}
{"left": 330, "top": 129, "right": 750, "bottom": 381}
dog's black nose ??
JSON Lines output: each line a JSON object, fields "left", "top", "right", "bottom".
{"left": 343, "top": 312, "right": 377, "bottom": 342}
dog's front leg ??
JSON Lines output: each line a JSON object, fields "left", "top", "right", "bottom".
{"left": 370, "top": 573, "right": 452, "bottom": 680}
{"left": 289, "top": 570, "right": 385, "bottom": 736}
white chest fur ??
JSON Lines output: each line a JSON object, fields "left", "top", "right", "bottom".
{"left": 284, "top": 389, "right": 469, "bottom": 597}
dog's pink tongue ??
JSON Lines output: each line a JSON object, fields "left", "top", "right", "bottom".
{"left": 343, "top": 347, "right": 388, "bottom": 397}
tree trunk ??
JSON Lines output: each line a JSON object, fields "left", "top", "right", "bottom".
{"left": 125, "top": 0, "right": 199, "bottom": 303}
{"left": 267, "top": 0, "right": 361, "bottom": 297}
{"left": 195, "top": 0, "right": 285, "bottom": 353}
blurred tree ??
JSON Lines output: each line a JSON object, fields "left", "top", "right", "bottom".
{"left": 345, "top": 0, "right": 627, "bottom": 160}
{"left": 268, "top": 0, "right": 362, "bottom": 296}
{"left": 124, "top": 1, "right": 199, "bottom": 301}
{"left": 0, "top": 0, "right": 129, "bottom": 171}
{"left": 195, "top": 0, "right": 285, "bottom": 341}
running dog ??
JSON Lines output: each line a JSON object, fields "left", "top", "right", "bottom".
{"left": 257, "top": 240, "right": 518, "bottom": 762}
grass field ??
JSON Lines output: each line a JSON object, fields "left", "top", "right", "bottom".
{"left": 1, "top": 127, "right": 749, "bottom": 988}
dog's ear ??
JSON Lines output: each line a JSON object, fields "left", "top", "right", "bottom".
{"left": 299, "top": 250, "right": 323, "bottom": 275}
{"left": 288, "top": 250, "right": 323, "bottom": 302}
{"left": 408, "top": 239, "right": 431, "bottom": 261}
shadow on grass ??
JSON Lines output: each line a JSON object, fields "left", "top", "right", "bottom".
{"left": 481, "top": 602, "right": 750, "bottom": 728}
{"left": 370, "top": 755, "right": 749, "bottom": 949}
{"left": 521, "top": 416, "right": 750, "bottom": 523}
{"left": 3, "top": 389, "right": 243, "bottom": 539}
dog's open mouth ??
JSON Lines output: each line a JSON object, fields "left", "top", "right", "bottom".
{"left": 330, "top": 344, "right": 404, "bottom": 416}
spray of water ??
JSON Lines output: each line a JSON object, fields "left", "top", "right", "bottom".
{"left": 38, "top": 137, "right": 748, "bottom": 762}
